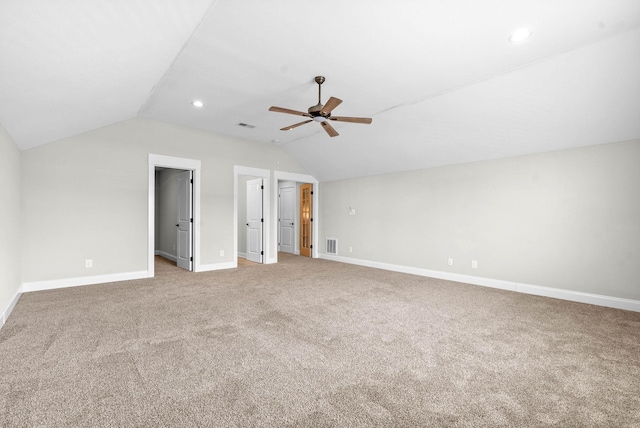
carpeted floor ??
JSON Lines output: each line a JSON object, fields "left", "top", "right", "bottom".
{"left": 1, "top": 254, "right": 639, "bottom": 427}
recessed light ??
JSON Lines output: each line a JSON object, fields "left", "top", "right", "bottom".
{"left": 192, "top": 100, "right": 204, "bottom": 107}
{"left": 508, "top": 28, "right": 532, "bottom": 43}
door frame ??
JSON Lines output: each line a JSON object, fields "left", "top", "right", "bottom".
{"left": 274, "top": 171, "right": 319, "bottom": 261}
{"left": 148, "top": 154, "right": 201, "bottom": 277}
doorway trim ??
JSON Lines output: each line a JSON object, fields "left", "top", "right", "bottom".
{"left": 234, "top": 166, "right": 271, "bottom": 264}
{"left": 274, "top": 171, "right": 319, "bottom": 261}
{"left": 148, "top": 154, "right": 201, "bottom": 277}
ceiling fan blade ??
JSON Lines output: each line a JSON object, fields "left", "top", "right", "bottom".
{"left": 321, "top": 97, "right": 342, "bottom": 115}
{"left": 269, "top": 106, "right": 311, "bottom": 117}
{"left": 320, "top": 121, "right": 339, "bottom": 137}
{"left": 329, "top": 116, "right": 372, "bottom": 124}
{"left": 281, "top": 120, "right": 313, "bottom": 131}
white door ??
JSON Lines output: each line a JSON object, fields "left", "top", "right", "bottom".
{"left": 246, "top": 178, "right": 263, "bottom": 263}
{"left": 176, "top": 170, "right": 193, "bottom": 270}
{"left": 279, "top": 184, "right": 295, "bottom": 254}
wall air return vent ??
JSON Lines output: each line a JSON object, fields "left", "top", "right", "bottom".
{"left": 326, "top": 238, "right": 338, "bottom": 255}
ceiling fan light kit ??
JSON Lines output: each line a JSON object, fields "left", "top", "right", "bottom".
{"left": 269, "top": 76, "right": 372, "bottom": 137}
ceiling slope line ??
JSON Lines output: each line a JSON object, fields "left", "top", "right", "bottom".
{"left": 135, "top": 0, "right": 222, "bottom": 117}
{"left": 375, "top": 25, "right": 640, "bottom": 117}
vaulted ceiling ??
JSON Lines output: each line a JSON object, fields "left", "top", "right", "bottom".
{"left": 2, "top": 1, "right": 639, "bottom": 181}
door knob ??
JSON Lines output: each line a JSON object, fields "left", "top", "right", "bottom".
{"left": 291, "top": 222, "right": 294, "bottom": 225}
{"left": 246, "top": 223, "right": 249, "bottom": 226}
{"left": 175, "top": 224, "right": 179, "bottom": 227}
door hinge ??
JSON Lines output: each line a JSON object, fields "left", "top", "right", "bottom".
{"left": 261, "top": 185, "right": 264, "bottom": 190}
{"left": 261, "top": 218, "right": 263, "bottom": 223}
{"left": 190, "top": 218, "right": 193, "bottom": 223}
{"left": 310, "top": 218, "right": 313, "bottom": 222}
{"left": 260, "top": 251, "right": 264, "bottom": 255}
{"left": 311, "top": 191, "right": 314, "bottom": 195}
{"left": 190, "top": 257, "right": 193, "bottom": 261}
{"left": 190, "top": 179, "right": 193, "bottom": 183}
{"left": 310, "top": 245, "right": 313, "bottom": 249}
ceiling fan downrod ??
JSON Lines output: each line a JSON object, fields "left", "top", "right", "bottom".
{"left": 315, "top": 76, "right": 325, "bottom": 105}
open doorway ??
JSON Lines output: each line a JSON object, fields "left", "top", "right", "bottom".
{"left": 148, "top": 154, "right": 201, "bottom": 277}
{"left": 275, "top": 171, "right": 319, "bottom": 261}
{"left": 277, "top": 181, "right": 314, "bottom": 257}
{"left": 278, "top": 181, "right": 296, "bottom": 254}
{"left": 155, "top": 168, "right": 193, "bottom": 271}
{"left": 233, "top": 166, "right": 271, "bottom": 267}
{"left": 238, "top": 175, "right": 264, "bottom": 264}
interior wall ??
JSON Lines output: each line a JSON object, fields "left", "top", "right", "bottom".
{"left": 319, "top": 139, "right": 640, "bottom": 301}
{"left": 0, "top": 124, "right": 22, "bottom": 324}
{"left": 20, "top": 118, "right": 307, "bottom": 283}
{"left": 155, "top": 168, "right": 180, "bottom": 259}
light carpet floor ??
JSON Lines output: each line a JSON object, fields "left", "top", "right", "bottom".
{"left": 1, "top": 254, "right": 639, "bottom": 427}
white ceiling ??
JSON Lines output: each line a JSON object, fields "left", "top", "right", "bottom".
{"left": 1, "top": 0, "right": 639, "bottom": 181}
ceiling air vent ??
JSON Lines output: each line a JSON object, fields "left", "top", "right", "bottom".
{"left": 326, "top": 238, "right": 338, "bottom": 255}
{"left": 237, "top": 122, "right": 256, "bottom": 129}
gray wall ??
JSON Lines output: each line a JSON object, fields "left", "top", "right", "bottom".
{"left": 319, "top": 140, "right": 640, "bottom": 301}
{"left": 7, "top": 116, "right": 640, "bottom": 309}
{"left": 0, "top": 124, "right": 22, "bottom": 323}
{"left": 20, "top": 118, "right": 307, "bottom": 282}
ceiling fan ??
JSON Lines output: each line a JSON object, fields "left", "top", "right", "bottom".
{"left": 269, "top": 76, "right": 372, "bottom": 137}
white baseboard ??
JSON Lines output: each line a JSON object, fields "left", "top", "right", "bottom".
{"left": 197, "top": 262, "right": 237, "bottom": 272}
{"left": 319, "top": 254, "right": 640, "bottom": 313}
{"left": 237, "top": 252, "right": 247, "bottom": 259}
{"left": 21, "top": 271, "right": 149, "bottom": 293}
{"left": 19, "top": 260, "right": 238, "bottom": 295}
{"left": 155, "top": 250, "right": 177, "bottom": 262}
{"left": 1, "top": 287, "right": 22, "bottom": 327}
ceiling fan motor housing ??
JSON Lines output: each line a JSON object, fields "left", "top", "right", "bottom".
{"left": 308, "top": 103, "right": 326, "bottom": 116}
